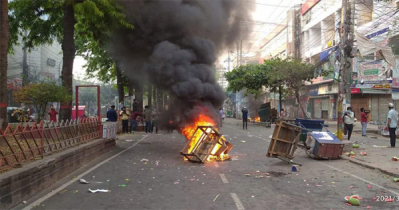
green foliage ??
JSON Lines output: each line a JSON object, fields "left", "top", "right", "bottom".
{"left": 13, "top": 82, "right": 71, "bottom": 121}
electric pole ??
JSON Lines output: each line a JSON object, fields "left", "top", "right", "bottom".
{"left": 22, "top": 31, "right": 29, "bottom": 85}
{"left": 337, "top": 0, "right": 354, "bottom": 140}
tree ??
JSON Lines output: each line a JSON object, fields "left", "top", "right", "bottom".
{"left": 0, "top": 0, "right": 9, "bottom": 129}
{"left": 13, "top": 82, "right": 71, "bottom": 121}
{"left": 8, "top": 0, "right": 133, "bottom": 120}
{"left": 226, "top": 58, "right": 320, "bottom": 119}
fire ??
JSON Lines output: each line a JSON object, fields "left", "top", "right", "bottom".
{"left": 255, "top": 117, "right": 260, "bottom": 122}
{"left": 181, "top": 114, "right": 230, "bottom": 161}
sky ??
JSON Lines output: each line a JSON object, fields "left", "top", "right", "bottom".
{"left": 73, "top": 0, "right": 303, "bottom": 80}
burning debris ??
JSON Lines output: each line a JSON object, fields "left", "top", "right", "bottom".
{"left": 181, "top": 114, "right": 233, "bottom": 163}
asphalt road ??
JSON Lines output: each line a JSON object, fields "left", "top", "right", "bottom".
{"left": 13, "top": 118, "right": 399, "bottom": 210}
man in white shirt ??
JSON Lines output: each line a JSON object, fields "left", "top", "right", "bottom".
{"left": 386, "top": 103, "right": 398, "bottom": 148}
{"left": 343, "top": 107, "right": 355, "bottom": 140}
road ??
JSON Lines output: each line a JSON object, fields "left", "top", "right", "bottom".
{"left": 14, "top": 118, "right": 399, "bottom": 210}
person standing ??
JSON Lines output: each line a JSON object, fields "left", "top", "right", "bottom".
{"left": 343, "top": 107, "right": 354, "bottom": 140}
{"left": 144, "top": 106, "right": 152, "bottom": 134}
{"left": 242, "top": 107, "right": 248, "bottom": 130}
{"left": 132, "top": 99, "right": 138, "bottom": 112}
{"left": 106, "top": 105, "right": 118, "bottom": 122}
{"left": 119, "top": 107, "right": 129, "bottom": 134}
{"left": 48, "top": 105, "right": 58, "bottom": 122}
{"left": 151, "top": 109, "right": 159, "bottom": 133}
{"left": 360, "top": 108, "right": 368, "bottom": 137}
{"left": 386, "top": 103, "right": 398, "bottom": 148}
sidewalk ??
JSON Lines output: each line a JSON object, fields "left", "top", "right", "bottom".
{"left": 340, "top": 134, "right": 399, "bottom": 177}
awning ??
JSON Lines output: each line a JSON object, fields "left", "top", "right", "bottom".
{"left": 320, "top": 46, "right": 337, "bottom": 62}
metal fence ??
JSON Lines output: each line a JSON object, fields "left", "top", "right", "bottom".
{"left": 0, "top": 118, "right": 102, "bottom": 170}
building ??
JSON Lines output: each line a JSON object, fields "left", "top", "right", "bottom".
{"left": 7, "top": 36, "right": 63, "bottom": 106}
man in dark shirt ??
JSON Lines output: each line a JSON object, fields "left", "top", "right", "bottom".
{"left": 132, "top": 99, "right": 138, "bottom": 112}
{"left": 106, "top": 105, "right": 118, "bottom": 122}
{"left": 242, "top": 107, "right": 248, "bottom": 130}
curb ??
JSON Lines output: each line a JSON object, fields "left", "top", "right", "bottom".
{"left": 341, "top": 156, "right": 399, "bottom": 177}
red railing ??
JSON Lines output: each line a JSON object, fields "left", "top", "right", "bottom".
{"left": 0, "top": 118, "right": 102, "bottom": 170}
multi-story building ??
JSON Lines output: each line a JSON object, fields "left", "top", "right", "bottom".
{"left": 259, "top": 0, "right": 398, "bottom": 121}
{"left": 7, "top": 37, "right": 63, "bottom": 106}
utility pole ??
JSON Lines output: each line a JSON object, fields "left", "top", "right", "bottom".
{"left": 22, "top": 31, "right": 29, "bottom": 85}
{"left": 337, "top": 0, "right": 353, "bottom": 140}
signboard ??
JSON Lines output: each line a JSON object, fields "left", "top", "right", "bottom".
{"left": 350, "top": 72, "right": 358, "bottom": 88}
{"left": 309, "top": 86, "right": 319, "bottom": 96}
{"left": 351, "top": 88, "right": 361, "bottom": 94}
{"left": 301, "top": 0, "right": 321, "bottom": 15}
{"left": 7, "top": 78, "right": 22, "bottom": 90}
{"left": 124, "top": 96, "right": 131, "bottom": 108}
{"left": 356, "top": 60, "right": 392, "bottom": 89}
{"left": 47, "top": 58, "right": 56, "bottom": 67}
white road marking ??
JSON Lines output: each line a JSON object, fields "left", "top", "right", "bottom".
{"left": 220, "top": 173, "right": 229, "bottom": 183}
{"left": 230, "top": 193, "right": 245, "bottom": 210}
{"left": 22, "top": 135, "right": 149, "bottom": 210}
{"left": 320, "top": 162, "right": 399, "bottom": 196}
{"left": 214, "top": 162, "right": 219, "bottom": 168}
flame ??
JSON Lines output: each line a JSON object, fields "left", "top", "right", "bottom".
{"left": 255, "top": 117, "right": 260, "bottom": 122}
{"left": 181, "top": 114, "right": 229, "bottom": 161}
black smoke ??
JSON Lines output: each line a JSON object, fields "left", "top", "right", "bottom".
{"left": 108, "top": 0, "right": 252, "bottom": 127}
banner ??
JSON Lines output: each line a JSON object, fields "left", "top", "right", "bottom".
{"left": 301, "top": 0, "right": 320, "bottom": 15}
{"left": 7, "top": 78, "right": 22, "bottom": 90}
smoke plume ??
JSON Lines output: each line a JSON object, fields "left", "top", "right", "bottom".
{"left": 108, "top": 0, "right": 252, "bottom": 127}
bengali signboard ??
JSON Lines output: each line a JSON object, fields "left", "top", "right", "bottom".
{"left": 356, "top": 60, "right": 391, "bottom": 89}
{"left": 7, "top": 78, "right": 22, "bottom": 90}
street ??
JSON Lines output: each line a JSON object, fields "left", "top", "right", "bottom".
{"left": 15, "top": 118, "right": 399, "bottom": 210}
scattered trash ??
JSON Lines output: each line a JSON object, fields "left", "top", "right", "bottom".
{"left": 350, "top": 151, "right": 355, "bottom": 156}
{"left": 213, "top": 194, "right": 220, "bottom": 202}
{"left": 232, "top": 157, "right": 239, "bottom": 161}
{"left": 292, "top": 165, "right": 300, "bottom": 172}
{"left": 140, "top": 158, "right": 149, "bottom": 162}
{"left": 126, "top": 179, "right": 129, "bottom": 181}
{"left": 74, "top": 190, "right": 78, "bottom": 193}
{"left": 156, "top": 161, "right": 159, "bottom": 166}
{"left": 373, "top": 145, "right": 388, "bottom": 148}
{"left": 251, "top": 195, "right": 255, "bottom": 198}
{"left": 22, "top": 201, "right": 27, "bottom": 204}
{"left": 244, "top": 174, "right": 251, "bottom": 177}
{"left": 366, "top": 206, "right": 371, "bottom": 209}
{"left": 125, "top": 139, "right": 134, "bottom": 142}
{"left": 367, "top": 185, "right": 371, "bottom": 189}
{"left": 393, "top": 178, "right": 399, "bottom": 182}
{"left": 346, "top": 195, "right": 360, "bottom": 206}
{"left": 88, "top": 189, "right": 110, "bottom": 193}
{"left": 79, "top": 179, "right": 89, "bottom": 184}
{"left": 360, "top": 152, "right": 367, "bottom": 156}
{"left": 240, "top": 141, "right": 246, "bottom": 143}
{"left": 174, "top": 181, "right": 179, "bottom": 184}
{"left": 119, "top": 184, "right": 127, "bottom": 187}
{"left": 352, "top": 144, "right": 359, "bottom": 148}
{"left": 269, "top": 135, "right": 272, "bottom": 139}
{"left": 392, "top": 157, "right": 398, "bottom": 161}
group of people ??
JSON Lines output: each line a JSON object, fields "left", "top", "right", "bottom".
{"left": 343, "top": 104, "right": 399, "bottom": 148}
{"left": 343, "top": 106, "right": 370, "bottom": 140}
{"left": 106, "top": 99, "right": 159, "bottom": 134}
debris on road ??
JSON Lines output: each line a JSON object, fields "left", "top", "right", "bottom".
{"left": 125, "top": 139, "right": 134, "bottom": 142}
{"left": 360, "top": 152, "right": 367, "bottom": 156}
{"left": 352, "top": 144, "right": 359, "bottom": 148}
{"left": 240, "top": 140, "right": 246, "bottom": 143}
{"left": 79, "top": 179, "right": 89, "bottom": 184}
{"left": 119, "top": 184, "right": 127, "bottom": 187}
{"left": 345, "top": 195, "right": 360, "bottom": 206}
{"left": 292, "top": 165, "right": 300, "bottom": 172}
{"left": 125, "top": 179, "right": 129, "bottom": 181}
{"left": 244, "top": 174, "right": 251, "bottom": 177}
{"left": 22, "top": 201, "right": 27, "bottom": 204}
{"left": 174, "top": 181, "right": 179, "bottom": 184}
{"left": 392, "top": 157, "right": 398, "bottom": 161}
{"left": 373, "top": 145, "right": 387, "bottom": 148}
{"left": 141, "top": 158, "right": 149, "bottom": 162}
{"left": 213, "top": 194, "right": 220, "bottom": 202}
{"left": 88, "top": 189, "right": 110, "bottom": 193}
{"left": 367, "top": 185, "right": 371, "bottom": 189}
{"left": 393, "top": 178, "right": 399, "bottom": 182}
